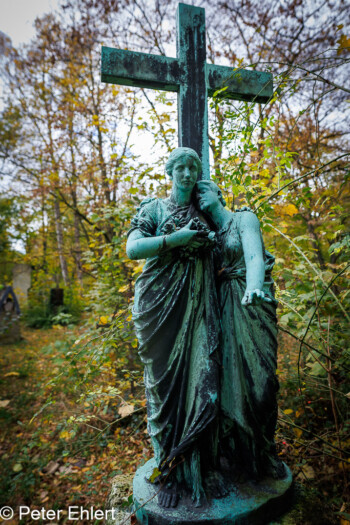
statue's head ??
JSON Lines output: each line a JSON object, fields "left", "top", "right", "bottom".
{"left": 165, "top": 147, "right": 202, "bottom": 178}
{"left": 196, "top": 180, "right": 226, "bottom": 213}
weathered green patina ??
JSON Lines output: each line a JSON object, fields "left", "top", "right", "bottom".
{"left": 133, "top": 457, "right": 292, "bottom": 525}
{"left": 127, "top": 148, "right": 222, "bottom": 509}
{"left": 101, "top": 3, "right": 273, "bottom": 179}
{"left": 196, "top": 181, "right": 284, "bottom": 480}
{"left": 124, "top": 149, "right": 292, "bottom": 523}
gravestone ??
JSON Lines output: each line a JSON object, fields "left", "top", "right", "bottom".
{"left": 12, "top": 263, "right": 32, "bottom": 307}
{"left": 101, "top": 3, "right": 292, "bottom": 524}
{"left": 0, "top": 286, "right": 21, "bottom": 344}
{"left": 49, "top": 288, "right": 64, "bottom": 311}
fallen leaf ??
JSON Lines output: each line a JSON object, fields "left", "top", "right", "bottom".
{"left": 0, "top": 400, "right": 10, "bottom": 407}
{"left": 148, "top": 467, "right": 161, "bottom": 483}
{"left": 59, "top": 430, "right": 71, "bottom": 440}
{"left": 293, "top": 428, "right": 303, "bottom": 439}
{"left": 40, "top": 490, "right": 48, "bottom": 500}
{"left": 297, "top": 464, "right": 315, "bottom": 480}
{"left": 4, "top": 372, "right": 20, "bottom": 377}
{"left": 118, "top": 404, "right": 134, "bottom": 418}
{"left": 13, "top": 463, "right": 23, "bottom": 473}
{"left": 43, "top": 461, "right": 60, "bottom": 475}
{"left": 87, "top": 455, "right": 95, "bottom": 466}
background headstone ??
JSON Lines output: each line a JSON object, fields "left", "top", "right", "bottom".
{"left": 49, "top": 288, "right": 64, "bottom": 312}
{"left": 0, "top": 286, "right": 21, "bottom": 344}
{"left": 12, "top": 263, "right": 32, "bottom": 306}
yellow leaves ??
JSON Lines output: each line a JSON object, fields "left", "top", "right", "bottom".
{"left": 149, "top": 467, "right": 161, "bottom": 483}
{"left": 59, "top": 430, "right": 74, "bottom": 440}
{"left": 275, "top": 203, "right": 299, "bottom": 217}
{"left": 259, "top": 168, "right": 270, "bottom": 178}
{"left": 133, "top": 264, "right": 144, "bottom": 276}
{"left": 284, "top": 203, "right": 299, "bottom": 216}
{"left": 293, "top": 427, "right": 303, "bottom": 439}
{"left": 337, "top": 34, "right": 350, "bottom": 55}
{"left": 283, "top": 408, "right": 293, "bottom": 415}
{"left": 3, "top": 371, "right": 20, "bottom": 377}
{"left": 118, "top": 284, "right": 129, "bottom": 293}
{"left": 99, "top": 316, "right": 109, "bottom": 325}
{"left": 89, "top": 114, "right": 108, "bottom": 132}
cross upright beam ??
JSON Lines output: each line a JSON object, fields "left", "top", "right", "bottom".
{"left": 101, "top": 3, "right": 273, "bottom": 179}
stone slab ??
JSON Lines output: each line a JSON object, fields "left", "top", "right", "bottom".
{"left": 133, "top": 459, "right": 293, "bottom": 525}
{"left": 105, "top": 473, "right": 134, "bottom": 525}
{"left": 13, "top": 263, "right": 31, "bottom": 305}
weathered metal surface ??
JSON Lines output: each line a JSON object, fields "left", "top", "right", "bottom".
{"left": 101, "top": 47, "right": 181, "bottom": 92}
{"left": 207, "top": 63, "right": 273, "bottom": 104}
{"left": 100, "top": 3, "right": 273, "bottom": 181}
{"left": 125, "top": 149, "right": 292, "bottom": 521}
{"left": 134, "top": 458, "right": 293, "bottom": 525}
{"left": 176, "top": 3, "right": 209, "bottom": 178}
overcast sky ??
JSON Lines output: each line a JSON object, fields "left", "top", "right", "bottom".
{"left": 0, "top": 0, "right": 59, "bottom": 46}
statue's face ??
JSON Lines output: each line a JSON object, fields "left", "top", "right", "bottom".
{"left": 196, "top": 182, "right": 220, "bottom": 212}
{"left": 171, "top": 155, "right": 198, "bottom": 191}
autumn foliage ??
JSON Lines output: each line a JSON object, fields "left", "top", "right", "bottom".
{"left": 0, "top": 0, "right": 349, "bottom": 523}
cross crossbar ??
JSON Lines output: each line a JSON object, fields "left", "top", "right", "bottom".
{"left": 101, "top": 3, "right": 273, "bottom": 179}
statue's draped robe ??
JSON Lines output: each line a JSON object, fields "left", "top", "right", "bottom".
{"left": 129, "top": 198, "right": 220, "bottom": 474}
{"left": 218, "top": 212, "right": 280, "bottom": 479}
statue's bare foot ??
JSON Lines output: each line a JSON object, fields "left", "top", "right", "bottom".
{"left": 158, "top": 481, "right": 179, "bottom": 508}
{"left": 204, "top": 470, "right": 229, "bottom": 499}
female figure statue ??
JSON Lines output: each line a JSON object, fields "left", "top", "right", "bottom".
{"left": 196, "top": 180, "right": 285, "bottom": 481}
{"left": 126, "top": 148, "right": 222, "bottom": 508}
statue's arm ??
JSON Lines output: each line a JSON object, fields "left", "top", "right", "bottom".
{"left": 239, "top": 211, "right": 272, "bottom": 305}
{"left": 126, "top": 220, "right": 201, "bottom": 260}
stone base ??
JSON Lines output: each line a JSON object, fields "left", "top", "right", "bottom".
{"left": 133, "top": 459, "right": 293, "bottom": 525}
{"left": 105, "top": 473, "right": 134, "bottom": 525}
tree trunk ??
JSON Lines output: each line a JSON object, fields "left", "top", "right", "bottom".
{"left": 54, "top": 196, "right": 69, "bottom": 286}
{"left": 73, "top": 211, "right": 84, "bottom": 287}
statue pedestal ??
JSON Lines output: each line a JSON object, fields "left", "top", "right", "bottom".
{"left": 133, "top": 459, "right": 293, "bottom": 525}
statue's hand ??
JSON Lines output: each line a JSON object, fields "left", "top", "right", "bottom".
{"left": 241, "top": 289, "right": 273, "bottom": 306}
{"left": 168, "top": 219, "right": 211, "bottom": 249}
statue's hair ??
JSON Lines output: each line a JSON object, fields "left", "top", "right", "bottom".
{"left": 196, "top": 180, "right": 226, "bottom": 207}
{"left": 165, "top": 147, "right": 202, "bottom": 177}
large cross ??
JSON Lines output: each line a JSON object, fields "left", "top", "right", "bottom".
{"left": 101, "top": 3, "right": 273, "bottom": 179}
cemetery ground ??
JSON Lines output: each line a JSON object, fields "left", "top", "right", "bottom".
{"left": 0, "top": 322, "right": 348, "bottom": 525}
